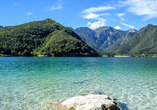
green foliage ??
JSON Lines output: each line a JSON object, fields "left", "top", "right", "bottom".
{"left": 101, "top": 52, "right": 116, "bottom": 57}
{"left": 0, "top": 19, "right": 98, "bottom": 56}
{"left": 113, "top": 24, "right": 157, "bottom": 54}
{"left": 0, "top": 54, "right": 4, "bottom": 56}
{"left": 0, "top": 25, "right": 11, "bottom": 31}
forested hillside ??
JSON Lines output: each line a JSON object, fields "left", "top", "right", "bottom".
{"left": 113, "top": 24, "right": 157, "bottom": 54}
{"left": 0, "top": 19, "right": 98, "bottom": 56}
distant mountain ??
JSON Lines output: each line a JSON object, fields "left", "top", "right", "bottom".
{"left": 67, "top": 27, "right": 75, "bottom": 31}
{"left": 104, "top": 30, "right": 137, "bottom": 52}
{"left": 0, "top": 25, "right": 11, "bottom": 31}
{"left": 0, "top": 19, "right": 98, "bottom": 56}
{"left": 113, "top": 24, "right": 157, "bottom": 54}
{"left": 75, "top": 27, "right": 98, "bottom": 50}
{"left": 127, "top": 29, "right": 138, "bottom": 33}
{"left": 0, "top": 26, "right": 4, "bottom": 30}
{"left": 0, "top": 25, "right": 5, "bottom": 30}
{"left": 74, "top": 26, "right": 137, "bottom": 52}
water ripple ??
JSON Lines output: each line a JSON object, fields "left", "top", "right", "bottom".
{"left": 0, "top": 57, "right": 157, "bottom": 109}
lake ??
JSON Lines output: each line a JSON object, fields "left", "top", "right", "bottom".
{"left": 0, "top": 57, "right": 157, "bottom": 110}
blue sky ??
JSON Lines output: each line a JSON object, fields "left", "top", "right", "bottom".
{"left": 0, "top": 0, "right": 157, "bottom": 30}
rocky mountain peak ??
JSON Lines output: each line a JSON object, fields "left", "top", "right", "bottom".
{"left": 128, "top": 29, "right": 138, "bottom": 32}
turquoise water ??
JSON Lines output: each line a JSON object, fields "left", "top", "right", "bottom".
{"left": 0, "top": 57, "right": 157, "bottom": 110}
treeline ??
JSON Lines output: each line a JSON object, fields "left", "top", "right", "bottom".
{"left": 101, "top": 52, "right": 157, "bottom": 57}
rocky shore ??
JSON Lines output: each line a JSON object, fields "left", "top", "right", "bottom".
{"left": 45, "top": 94, "right": 121, "bottom": 110}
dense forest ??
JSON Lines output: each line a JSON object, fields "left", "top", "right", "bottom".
{"left": 0, "top": 19, "right": 98, "bottom": 56}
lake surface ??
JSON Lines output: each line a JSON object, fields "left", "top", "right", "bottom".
{"left": 0, "top": 57, "right": 157, "bottom": 110}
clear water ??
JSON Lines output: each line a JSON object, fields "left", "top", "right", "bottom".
{"left": 0, "top": 57, "right": 157, "bottom": 110}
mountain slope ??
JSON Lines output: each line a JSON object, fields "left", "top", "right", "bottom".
{"left": 113, "top": 24, "right": 157, "bottom": 54}
{"left": 105, "top": 31, "right": 137, "bottom": 52}
{"left": 74, "top": 26, "right": 137, "bottom": 52}
{"left": 75, "top": 27, "right": 98, "bottom": 50}
{"left": 0, "top": 19, "right": 98, "bottom": 56}
{"left": 94, "top": 27, "right": 128, "bottom": 52}
{"left": 0, "top": 26, "right": 4, "bottom": 30}
{"left": 0, "top": 25, "right": 11, "bottom": 31}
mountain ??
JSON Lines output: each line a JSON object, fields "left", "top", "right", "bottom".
{"left": 0, "top": 25, "right": 10, "bottom": 31}
{"left": 103, "top": 31, "right": 137, "bottom": 52}
{"left": 75, "top": 27, "right": 98, "bottom": 50}
{"left": 94, "top": 26, "right": 128, "bottom": 52}
{"left": 74, "top": 26, "right": 137, "bottom": 52}
{"left": 127, "top": 29, "right": 138, "bottom": 33}
{"left": 113, "top": 24, "right": 157, "bottom": 54}
{"left": 0, "top": 25, "right": 5, "bottom": 31}
{"left": 0, "top": 19, "right": 98, "bottom": 56}
{"left": 67, "top": 27, "right": 75, "bottom": 31}
{"left": 0, "top": 26, "right": 4, "bottom": 30}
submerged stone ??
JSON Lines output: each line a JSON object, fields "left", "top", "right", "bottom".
{"left": 61, "top": 94, "right": 121, "bottom": 110}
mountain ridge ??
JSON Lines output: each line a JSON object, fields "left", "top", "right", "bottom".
{"left": 0, "top": 19, "right": 98, "bottom": 56}
{"left": 73, "top": 26, "right": 137, "bottom": 52}
{"left": 1, "top": 19, "right": 156, "bottom": 56}
{"left": 113, "top": 24, "right": 157, "bottom": 54}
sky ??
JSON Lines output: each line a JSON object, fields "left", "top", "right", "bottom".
{"left": 0, "top": 0, "right": 157, "bottom": 30}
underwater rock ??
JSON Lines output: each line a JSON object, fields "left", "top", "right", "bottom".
{"left": 61, "top": 94, "right": 121, "bottom": 110}
{"left": 44, "top": 99, "right": 66, "bottom": 110}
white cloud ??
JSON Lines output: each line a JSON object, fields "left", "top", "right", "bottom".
{"left": 83, "top": 13, "right": 100, "bottom": 19}
{"left": 119, "top": 0, "right": 157, "bottom": 20}
{"left": 50, "top": 4, "right": 62, "bottom": 11}
{"left": 87, "top": 19, "right": 106, "bottom": 29}
{"left": 117, "top": 13, "right": 127, "bottom": 21}
{"left": 83, "top": 13, "right": 107, "bottom": 29}
{"left": 82, "top": 6, "right": 116, "bottom": 13}
{"left": 81, "top": 6, "right": 115, "bottom": 29}
{"left": 83, "top": 12, "right": 111, "bottom": 20}
{"left": 87, "top": 22, "right": 92, "bottom": 25}
{"left": 47, "top": 0, "right": 63, "bottom": 11}
{"left": 114, "top": 26, "right": 121, "bottom": 30}
{"left": 117, "top": 13, "right": 126, "bottom": 17}
{"left": 26, "top": 12, "right": 33, "bottom": 16}
{"left": 97, "top": 18, "right": 106, "bottom": 21}
{"left": 121, "top": 23, "right": 134, "bottom": 28}
{"left": 121, "top": 17, "right": 128, "bottom": 21}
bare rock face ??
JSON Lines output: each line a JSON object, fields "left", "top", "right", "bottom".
{"left": 61, "top": 94, "right": 121, "bottom": 110}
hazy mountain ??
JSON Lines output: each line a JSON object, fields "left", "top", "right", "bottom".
{"left": 0, "top": 26, "right": 4, "bottom": 30}
{"left": 127, "top": 29, "right": 138, "bottom": 33}
{"left": 0, "top": 19, "right": 98, "bottom": 56}
{"left": 75, "top": 27, "right": 98, "bottom": 50}
{"left": 74, "top": 26, "right": 137, "bottom": 52}
{"left": 113, "top": 24, "right": 157, "bottom": 54}
{"left": 0, "top": 25, "right": 11, "bottom": 31}
{"left": 104, "top": 31, "right": 137, "bottom": 52}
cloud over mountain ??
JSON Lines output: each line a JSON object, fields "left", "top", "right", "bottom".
{"left": 119, "top": 0, "right": 157, "bottom": 21}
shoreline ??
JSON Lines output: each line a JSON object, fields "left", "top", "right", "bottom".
{"left": 0, "top": 54, "right": 157, "bottom": 58}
